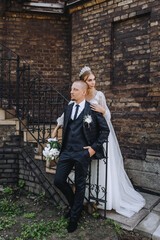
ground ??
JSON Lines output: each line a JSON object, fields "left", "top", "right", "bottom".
{"left": 0, "top": 185, "right": 150, "bottom": 240}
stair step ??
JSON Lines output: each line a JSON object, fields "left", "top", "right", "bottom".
{"left": 23, "top": 128, "right": 62, "bottom": 143}
{"left": 0, "top": 117, "right": 27, "bottom": 134}
{"left": 45, "top": 159, "right": 57, "bottom": 175}
{"left": 0, "top": 118, "right": 18, "bottom": 125}
{"left": 34, "top": 154, "right": 45, "bottom": 161}
{"left": 0, "top": 109, "right": 16, "bottom": 120}
{"left": 46, "top": 167, "right": 56, "bottom": 175}
{"left": 135, "top": 212, "right": 160, "bottom": 237}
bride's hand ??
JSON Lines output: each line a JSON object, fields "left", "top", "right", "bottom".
{"left": 91, "top": 103, "right": 106, "bottom": 115}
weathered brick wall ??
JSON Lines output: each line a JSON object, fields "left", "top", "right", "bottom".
{"left": 69, "top": 0, "right": 160, "bottom": 190}
{"left": 0, "top": 133, "right": 20, "bottom": 185}
{"left": 0, "top": 1, "right": 71, "bottom": 91}
{"left": 70, "top": 0, "right": 160, "bottom": 159}
{"left": 0, "top": 148, "right": 19, "bottom": 185}
{"left": 18, "top": 154, "right": 45, "bottom": 195}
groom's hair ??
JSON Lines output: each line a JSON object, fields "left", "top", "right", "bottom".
{"left": 73, "top": 80, "right": 88, "bottom": 91}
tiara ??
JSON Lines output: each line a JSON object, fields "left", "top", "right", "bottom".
{"left": 79, "top": 66, "right": 91, "bottom": 77}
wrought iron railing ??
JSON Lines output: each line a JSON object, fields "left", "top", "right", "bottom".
{"left": 0, "top": 43, "right": 108, "bottom": 218}
{"left": 0, "top": 43, "right": 69, "bottom": 146}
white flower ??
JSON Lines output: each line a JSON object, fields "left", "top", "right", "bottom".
{"left": 48, "top": 138, "right": 57, "bottom": 142}
{"left": 84, "top": 115, "right": 92, "bottom": 127}
{"left": 43, "top": 139, "right": 60, "bottom": 161}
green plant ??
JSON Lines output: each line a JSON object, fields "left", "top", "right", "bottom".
{"left": 36, "top": 192, "right": 45, "bottom": 202}
{"left": 92, "top": 212, "right": 100, "bottom": 219}
{"left": 2, "top": 187, "right": 13, "bottom": 195}
{"left": 21, "top": 220, "right": 50, "bottom": 239}
{"left": 13, "top": 238, "right": 24, "bottom": 240}
{"left": 78, "top": 234, "right": 83, "bottom": 240}
{"left": 18, "top": 180, "right": 25, "bottom": 189}
{"left": 0, "top": 216, "right": 17, "bottom": 230}
{"left": 51, "top": 217, "right": 68, "bottom": 237}
{"left": 20, "top": 217, "right": 68, "bottom": 239}
{"left": 106, "top": 219, "right": 121, "bottom": 235}
{"left": 23, "top": 213, "right": 36, "bottom": 219}
{"left": 80, "top": 226, "right": 85, "bottom": 230}
{"left": 0, "top": 198, "right": 22, "bottom": 216}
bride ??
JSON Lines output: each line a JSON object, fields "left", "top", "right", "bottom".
{"left": 53, "top": 66, "right": 146, "bottom": 218}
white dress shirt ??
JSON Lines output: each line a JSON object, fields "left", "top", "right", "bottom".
{"left": 71, "top": 100, "right": 86, "bottom": 120}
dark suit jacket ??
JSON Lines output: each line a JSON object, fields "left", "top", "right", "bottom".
{"left": 61, "top": 101, "right": 110, "bottom": 159}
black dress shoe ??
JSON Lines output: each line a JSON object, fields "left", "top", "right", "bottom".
{"left": 67, "top": 219, "right": 78, "bottom": 233}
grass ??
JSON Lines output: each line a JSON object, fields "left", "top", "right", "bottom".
{"left": 0, "top": 184, "right": 126, "bottom": 240}
{"left": 106, "top": 219, "right": 122, "bottom": 236}
{"left": 0, "top": 216, "right": 17, "bottom": 230}
{"left": 0, "top": 198, "right": 23, "bottom": 216}
{"left": 0, "top": 185, "right": 69, "bottom": 240}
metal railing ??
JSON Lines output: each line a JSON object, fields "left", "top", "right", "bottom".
{"left": 0, "top": 43, "right": 69, "bottom": 145}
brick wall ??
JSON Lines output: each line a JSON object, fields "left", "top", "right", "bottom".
{"left": 0, "top": 149, "right": 19, "bottom": 185}
{"left": 18, "top": 154, "right": 45, "bottom": 195}
{"left": 0, "top": 134, "right": 20, "bottom": 185}
{"left": 70, "top": 0, "right": 160, "bottom": 162}
{"left": 0, "top": 1, "right": 71, "bottom": 91}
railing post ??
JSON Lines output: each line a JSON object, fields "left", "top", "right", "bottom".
{"left": 16, "top": 55, "right": 20, "bottom": 117}
{"left": 22, "top": 64, "right": 25, "bottom": 119}
{"left": 0, "top": 45, "right": 3, "bottom": 107}
{"left": 104, "top": 139, "right": 108, "bottom": 218}
{"left": 49, "top": 87, "right": 53, "bottom": 137}
{"left": 37, "top": 76, "right": 41, "bottom": 143}
{"left": 8, "top": 51, "right": 11, "bottom": 108}
{"left": 27, "top": 64, "right": 30, "bottom": 124}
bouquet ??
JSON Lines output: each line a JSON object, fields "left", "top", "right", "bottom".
{"left": 43, "top": 138, "right": 61, "bottom": 162}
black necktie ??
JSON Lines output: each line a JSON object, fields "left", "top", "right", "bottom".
{"left": 73, "top": 104, "right": 80, "bottom": 120}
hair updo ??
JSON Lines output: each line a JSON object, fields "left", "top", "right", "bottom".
{"left": 79, "top": 70, "right": 93, "bottom": 81}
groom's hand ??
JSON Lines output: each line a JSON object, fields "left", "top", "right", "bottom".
{"left": 83, "top": 146, "right": 95, "bottom": 157}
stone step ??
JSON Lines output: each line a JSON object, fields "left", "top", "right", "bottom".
{"left": 146, "top": 149, "right": 160, "bottom": 157}
{"left": 153, "top": 225, "right": 160, "bottom": 240}
{"left": 100, "top": 192, "right": 160, "bottom": 231}
{"left": 152, "top": 203, "right": 160, "bottom": 240}
{"left": 135, "top": 212, "right": 160, "bottom": 238}
{"left": 0, "top": 109, "right": 16, "bottom": 120}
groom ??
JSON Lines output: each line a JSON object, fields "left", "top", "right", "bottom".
{"left": 54, "top": 80, "right": 109, "bottom": 233}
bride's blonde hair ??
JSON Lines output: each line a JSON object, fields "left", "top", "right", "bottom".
{"left": 80, "top": 70, "right": 93, "bottom": 82}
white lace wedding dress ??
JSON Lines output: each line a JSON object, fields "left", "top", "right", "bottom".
{"left": 57, "top": 91, "right": 146, "bottom": 217}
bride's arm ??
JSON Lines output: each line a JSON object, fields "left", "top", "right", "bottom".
{"left": 52, "top": 101, "right": 74, "bottom": 138}
{"left": 51, "top": 114, "right": 63, "bottom": 138}
{"left": 99, "top": 92, "right": 111, "bottom": 121}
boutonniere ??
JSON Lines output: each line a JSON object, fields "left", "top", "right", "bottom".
{"left": 83, "top": 115, "right": 92, "bottom": 128}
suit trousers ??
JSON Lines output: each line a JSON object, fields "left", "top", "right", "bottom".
{"left": 54, "top": 149, "right": 90, "bottom": 221}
